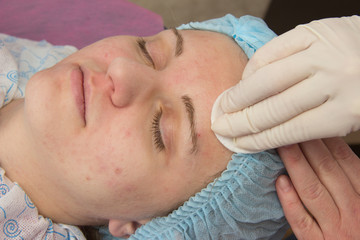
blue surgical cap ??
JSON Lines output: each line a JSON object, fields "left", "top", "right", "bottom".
{"left": 178, "top": 14, "right": 277, "bottom": 58}
{"left": 100, "top": 152, "right": 288, "bottom": 240}
{"left": 100, "top": 15, "right": 289, "bottom": 240}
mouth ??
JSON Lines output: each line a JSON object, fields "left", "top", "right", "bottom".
{"left": 70, "top": 66, "right": 86, "bottom": 124}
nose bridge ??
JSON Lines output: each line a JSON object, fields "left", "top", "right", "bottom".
{"left": 108, "top": 57, "right": 154, "bottom": 108}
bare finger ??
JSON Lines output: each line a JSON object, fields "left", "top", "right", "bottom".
{"left": 276, "top": 175, "right": 323, "bottom": 240}
{"left": 300, "top": 139, "right": 358, "bottom": 210}
{"left": 278, "top": 144, "right": 338, "bottom": 225}
{"left": 323, "top": 137, "right": 360, "bottom": 194}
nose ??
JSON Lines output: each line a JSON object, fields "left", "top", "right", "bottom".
{"left": 107, "top": 57, "right": 155, "bottom": 108}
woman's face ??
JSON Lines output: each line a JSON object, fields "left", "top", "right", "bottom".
{"left": 24, "top": 29, "right": 247, "bottom": 224}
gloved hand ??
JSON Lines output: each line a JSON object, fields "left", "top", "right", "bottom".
{"left": 211, "top": 15, "right": 360, "bottom": 153}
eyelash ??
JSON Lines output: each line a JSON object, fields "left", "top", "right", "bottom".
{"left": 152, "top": 108, "right": 165, "bottom": 151}
{"left": 137, "top": 37, "right": 155, "bottom": 68}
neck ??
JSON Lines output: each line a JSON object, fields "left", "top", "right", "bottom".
{"left": 0, "top": 99, "right": 26, "bottom": 170}
{"left": 0, "top": 99, "right": 40, "bottom": 201}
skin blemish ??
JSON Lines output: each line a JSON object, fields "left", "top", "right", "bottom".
{"left": 114, "top": 168, "right": 122, "bottom": 175}
{"left": 106, "top": 179, "right": 116, "bottom": 188}
{"left": 124, "top": 184, "right": 136, "bottom": 193}
{"left": 86, "top": 176, "right": 92, "bottom": 181}
{"left": 125, "top": 130, "right": 132, "bottom": 137}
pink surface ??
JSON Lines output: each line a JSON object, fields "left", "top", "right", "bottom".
{"left": 0, "top": 0, "right": 164, "bottom": 48}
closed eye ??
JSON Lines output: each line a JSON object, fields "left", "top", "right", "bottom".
{"left": 137, "top": 37, "right": 155, "bottom": 68}
{"left": 152, "top": 108, "right": 165, "bottom": 151}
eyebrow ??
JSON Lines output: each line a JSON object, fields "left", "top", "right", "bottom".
{"left": 170, "top": 28, "right": 183, "bottom": 56}
{"left": 181, "top": 95, "right": 198, "bottom": 154}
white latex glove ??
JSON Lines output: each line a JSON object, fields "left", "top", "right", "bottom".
{"left": 211, "top": 16, "right": 360, "bottom": 153}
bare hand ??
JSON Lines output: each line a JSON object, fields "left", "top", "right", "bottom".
{"left": 276, "top": 137, "right": 360, "bottom": 239}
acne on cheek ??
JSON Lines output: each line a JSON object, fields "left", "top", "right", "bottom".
{"left": 124, "top": 130, "right": 132, "bottom": 138}
{"left": 104, "top": 164, "right": 123, "bottom": 188}
{"left": 101, "top": 159, "right": 125, "bottom": 188}
{"left": 114, "top": 167, "right": 123, "bottom": 175}
{"left": 123, "top": 184, "right": 137, "bottom": 193}
{"left": 102, "top": 51, "right": 117, "bottom": 63}
{"left": 86, "top": 163, "right": 123, "bottom": 189}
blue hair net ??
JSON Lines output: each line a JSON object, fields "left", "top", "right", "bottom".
{"left": 101, "top": 152, "right": 288, "bottom": 240}
{"left": 178, "top": 14, "right": 277, "bottom": 58}
{"left": 100, "top": 15, "right": 289, "bottom": 240}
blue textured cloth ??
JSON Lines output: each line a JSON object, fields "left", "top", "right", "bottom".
{"left": 178, "top": 14, "right": 277, "bottom": 58}
{"left": 100, "top": 15, "right": 289, "bottom": 239}
{"left": 100, "top": 152, "right": 289, "bottom": 240}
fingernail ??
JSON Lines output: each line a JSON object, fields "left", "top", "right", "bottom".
{"left": 278, "top": 176, "right": 292, "bottom": 193}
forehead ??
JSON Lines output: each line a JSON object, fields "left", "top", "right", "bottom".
{"left": 175, "top": 29, "right": 247, "bottom": 92}
{"left": 170, "top": 29, "right": 247, "bottom": 115}
{"left": 165, "top": 30, "right": 247, "bottom": 164}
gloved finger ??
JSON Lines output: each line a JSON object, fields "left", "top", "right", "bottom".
{"left": 276, "top": 175, "right": 323, "bottom": 240}
{"left": 242, "top": 26, "right": 317, "bottom": 79}
{"left": 212, "top": 72, "right": 328, "bottom": 137}
{"left": 300, "top": 140, "right": 358, "bottom": 211}
{"left": 277, "top": 143, "right": 338, "bottom": 229}
{"left": 230, "top": 103, "right": 348, "bottom": 152}
{"left": 323, "top": 137, "right": 360, "bottom": 195}
{"left": 219, "top": 46, "right": 315, "bottom": 114}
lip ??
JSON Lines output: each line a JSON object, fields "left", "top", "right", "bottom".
{"left": 70, "top": 66, "right": 86, "bottom": 124}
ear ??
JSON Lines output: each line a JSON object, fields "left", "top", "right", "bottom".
{"left": 108, "top": 219, "right": 149, "bottom": 237}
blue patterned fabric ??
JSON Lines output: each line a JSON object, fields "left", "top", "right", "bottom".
{"left": 0, "top": 33, "right": 82, "bottom": 239}
{"left": 0, "top": 33, "right": 77, "bottom": 107}
{"left": 0, "top": 167, "right": 85, "bottom": 239}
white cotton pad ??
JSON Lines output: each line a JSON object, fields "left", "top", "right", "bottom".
{"left": 211, "top": 90, "right": 256, "bottom": 154}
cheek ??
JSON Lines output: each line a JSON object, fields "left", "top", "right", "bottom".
{"left": 78, "top": 39, "right": 136, "bottom": 66}
{"left": 77, "top": 125, "right": 147, "bottom": 187}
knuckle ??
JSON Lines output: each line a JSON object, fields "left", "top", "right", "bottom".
{"left": 316, "top": 154, "right": 337, "bottom": 174}
{"left": 295, "top": 24, "right": 318, "bottom": 43}
{"left": 293, "top": 214, "right": 314, "bottom": 233}
{"left": 225, "top": 91, "right": 240, "bottom": 110}
{"left": 302, "top": 181, "right": 325, "bottom": 201}
{"left": 223, "top": 115, "right": 238, "bottom": 135}
{"left": 244, "top": 108, "right": 261, "bottom": 133}
{"left": 281, "top": 147, "right": 303, "bottom": 164}
{"left": 331, "top": 143, "right": 355, "bottom": 162}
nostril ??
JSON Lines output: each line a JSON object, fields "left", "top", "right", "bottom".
{"left": 110, "top": 86, "right": 134, "bottom": 108}
{"left": 108, "top": 75, "right": 115, "bottom": 93}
